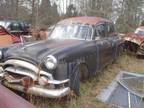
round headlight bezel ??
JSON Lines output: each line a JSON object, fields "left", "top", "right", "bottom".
{"left": 45, "top": 55, "right": 57, "bottom": 70}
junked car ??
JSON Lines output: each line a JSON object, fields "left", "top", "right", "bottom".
{"left": 0, "top": 17, "right": 123, "bottom": 98}
{"left": 124, "top": 26, "right": 144, "bottom": 55}
{"left": 0, "top": 20, "right": 31, "bottom": 42}
{"left": 0, "top": 25, "right": 20, "bottom": 47}
{"left": 0, "top": 20, "right": 30, "bottom": 35}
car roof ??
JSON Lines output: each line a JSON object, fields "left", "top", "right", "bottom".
{"left": 58, "top": 16, "right": 111, "bottom": 25}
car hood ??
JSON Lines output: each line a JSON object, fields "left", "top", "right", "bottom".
{"left": 5, "top": 39, "right": 85, "bottom": 63}
{"left": 124, "top": 32, "right": 144, "bottom": 45}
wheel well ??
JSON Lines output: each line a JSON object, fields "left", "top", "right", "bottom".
{"left": 76, "top": 63, "right": 89, "bottom": 80}
{"left": 124, "top": 41, "right": 139, "bottom": 52}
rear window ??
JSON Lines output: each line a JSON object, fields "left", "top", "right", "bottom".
{"left": 10, "top": 23, "right": 22, "bottom": 31}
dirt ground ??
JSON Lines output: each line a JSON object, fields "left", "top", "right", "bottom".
{"left": 28, "top": 54, "right": 144, "bottom": 108}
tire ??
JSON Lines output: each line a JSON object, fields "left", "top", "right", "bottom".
{"left": 79, "top": 64, "right": 89, "bottom": 80}
{"left": 70, "top": 64, "right": 89, "bottom": 96}
{"left": 70, "top": 66, "right": 80, "bottom": 96}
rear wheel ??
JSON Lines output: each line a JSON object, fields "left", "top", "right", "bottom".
{"left": 70, "top": 66, "right": 80, "bottom": 96}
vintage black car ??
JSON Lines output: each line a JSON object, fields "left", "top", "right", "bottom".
{"left": 0, "top": 17, "right": 122, "bottom": 98}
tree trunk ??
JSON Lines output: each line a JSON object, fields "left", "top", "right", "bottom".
{"left": 31, "top": 0, "right": 35, "bottom": 27}
{"left": 15, "top": 0, "right": 19, "bottom": 19}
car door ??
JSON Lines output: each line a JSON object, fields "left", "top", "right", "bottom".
{"left": 105, "top": 22, "right": 120, "bottom": 59}
{"left": 93, "top": 23, "right": 113, "bottom": 70}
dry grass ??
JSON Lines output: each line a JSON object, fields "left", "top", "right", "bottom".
{"left": 28, "top": 54, "right": 144, "bottom": 108}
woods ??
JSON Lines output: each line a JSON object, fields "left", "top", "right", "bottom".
{"left": 0, "top": 0, "right": 143, "bottom": 32}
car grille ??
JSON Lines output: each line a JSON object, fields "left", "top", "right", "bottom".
{"left": 3, "top": 59, "right": 39, "bottom": 81}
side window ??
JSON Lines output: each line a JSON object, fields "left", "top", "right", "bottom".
{"left": 93, "top": 24, "right": 105, "bottom": 39}
{"left": 105, "top": 23, "right": 115, "bottom": 36}
{"left": 9, "top": 23, "right": 22, "bottom": 31}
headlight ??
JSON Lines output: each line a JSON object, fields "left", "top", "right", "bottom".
{"left": 45, "top": 55, "right": 57, "bottom": 70}
{"left": 0, "top": 50, "right": 2, "bottom": 59}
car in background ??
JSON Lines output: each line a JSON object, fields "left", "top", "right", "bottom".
{"left": 0, "top": 20, "right": 31, "bottom": 41}
{"left": 0, "top": 25, "right": 20, "bottom": 47}
{"left": 124, "top": 26, "right": 144, "bottom": 55}
{"left": 0, "top": 16, "right": 123, "bottom": 98}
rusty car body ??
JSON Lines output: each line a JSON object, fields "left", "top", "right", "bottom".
{"left": 0, "top": 25, "right": 20, "bottom": 47}
{"left": 0, "top": 84, "right": 36, "bottom": 108}
{"left": 124, "top": 26, "right": 144, "bottom": 55}
{"left": 0, "top": 16, "right": 122, "bottom": 98}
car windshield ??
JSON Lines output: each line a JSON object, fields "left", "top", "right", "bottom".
{"left": 48, "top": 24, "right": 92, "bottom": 40}
{"left": 135, "top": 28, "right": 144, "bottom": 36}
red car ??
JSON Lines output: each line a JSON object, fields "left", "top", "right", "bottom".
{"left": 124, "top": 26, "right": 144, "bottom": 55}
{"left": 0, "top": 26, "right": 20, "bottom": 46}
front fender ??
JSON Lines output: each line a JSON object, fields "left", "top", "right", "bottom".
{"left": 54, "top": 58, "right": 87, "bottom": 80}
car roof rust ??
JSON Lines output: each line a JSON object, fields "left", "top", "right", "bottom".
{"left": 58, "top": 16, "right": 111, "bottom": 25}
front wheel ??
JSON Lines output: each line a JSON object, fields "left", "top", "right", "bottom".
{"left": 70, "top": 64, "right": 89, "bottom": 96}
{"left": 70, "top": 66, "right": 80, "bottom": 96}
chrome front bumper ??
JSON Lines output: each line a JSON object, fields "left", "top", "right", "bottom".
{"left": 0, "top": 59, "right": 70, "bottom": 98}
{"left": 3, "top": 81, "right": 70, "bottom": 98}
